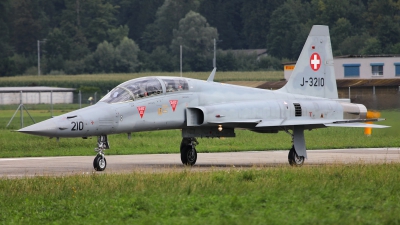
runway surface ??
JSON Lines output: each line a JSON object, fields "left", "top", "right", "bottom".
{"left": 1, "top": 148, "right": 400, "bottom": 178}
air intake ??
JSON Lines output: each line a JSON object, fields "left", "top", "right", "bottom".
{"left": 293, "top": 103, "right": 302, "bottom": 117}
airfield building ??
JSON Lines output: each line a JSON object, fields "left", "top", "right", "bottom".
{"left": 0, "top": 87, "right": 75, "bottom": 105}
{"left": 284, "top": 55, "right": 400, "bottom": 80}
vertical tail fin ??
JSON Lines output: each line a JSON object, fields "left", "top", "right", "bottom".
{"left": 278, "top": 25, "right": 338, "bottom": 99}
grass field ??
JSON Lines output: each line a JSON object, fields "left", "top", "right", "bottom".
{"left": 0, "top": 164, "right": 399, "bottom": 224}
{"left": 0, "top": 108, "right": 398, "bottom": 158}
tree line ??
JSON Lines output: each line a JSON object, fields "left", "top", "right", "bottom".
{"left": 1, "top": 0, "right": 399, "bottom": 76}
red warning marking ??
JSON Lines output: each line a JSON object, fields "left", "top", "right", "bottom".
{"left": 310, "top": 53, "right": 321, "bottom": 71}
{"left": 169, "top": 100, "right": 178, "bottom": 112}
{"left": 137, "top": 106, "right": 146, "bottom": 118}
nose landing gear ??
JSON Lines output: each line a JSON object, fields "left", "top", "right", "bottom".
{"left": 94, "top": 135, "right": 109, "bottom": 171}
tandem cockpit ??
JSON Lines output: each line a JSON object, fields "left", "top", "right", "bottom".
{"left": 100, "top": 77, "right": 189, "bottom": 103}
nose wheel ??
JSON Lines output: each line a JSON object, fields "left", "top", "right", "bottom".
{"left": 94, "top": 135, "right": 109, "bottom": 171}
{"left": 93, "top": 154, "right": 107, "bottom": 171}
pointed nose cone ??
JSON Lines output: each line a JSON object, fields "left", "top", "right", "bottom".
{"left": 18, "top": 118, "right": 58, "bottom": 137}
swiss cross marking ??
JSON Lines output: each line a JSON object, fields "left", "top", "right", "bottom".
{"left": 169, "top": 100, "right": 178, "bottom": 112}
{"left": 310, "top": 53, "right": 321, "bottom": 71}
{"left": 137, "top": 106, "right": 146, "bottom": 118}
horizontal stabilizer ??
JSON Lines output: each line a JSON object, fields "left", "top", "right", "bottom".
{"left": 325, "top": 123, "right": 390, "bottom": 128}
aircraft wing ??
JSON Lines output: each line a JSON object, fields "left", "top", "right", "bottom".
{"left": 257, "top": 119, "right": 389, "bottom": 128}
{"left": 207, "top": 119, "right": 262, "bottom": 124}
{"left": 207, "top": 118, "right": 389, "bottom": 128}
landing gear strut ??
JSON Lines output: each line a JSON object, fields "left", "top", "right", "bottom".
{"left": 94, "top": 135, "right": 109, "bottom": 171}
{"left": 180, "top": 137, "right": 198, "bottom": 166}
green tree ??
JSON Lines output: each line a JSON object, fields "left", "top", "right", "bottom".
{"left": 331, "top": 18, "right": 353, "bottom": 54}
{"left": 310, "top": 0, "right": 350, "bottom": 26}
{"left": 241, "top": 0, "right": 283, "bottom": 49}
{"left": 391, "top": 43, "right": 400, "bottom": 54}
{"left": 0, "top": 0, "right": 13, "bottom": 76}
{"left": 199, "top": 0, "right": 245, "bottom": 49}
{"left": 140, "top": 46, "right": 176, "bottom": 72}
{"left": 60, "top": 0, "right": 119, "bottom": 52}
{"left": 92, "top": 41, "right": 117, "bottom": 73}
{"left": 107, "top": 25, "right": 129, "bottom": 47}
{"left": 142, "top": 0, "right": 201, "bottom": 52}
{"left": 45, "top": 28, "right": 71, "bottom": 60}
{"left": 258, "top": 56, "right": 283, "bottom": 71}
{"left": 364, "top": 0, "right": 400, "bottom": 53}
{"left": 112, "top": 0, "right": 164, "bottom": 43}
{"left": 11, "top": 0, "right": 40, "bottom": 54}
{"left": 217, "top": 51, "right": 238, "bottom": 71}
{"left": 361, "top": 37, "right": 382, "bottom": 55}
{"left": 115, "top": 37, "right": 140, "bottom": 72}
{"left": 337, "top": 34, "right": 370, "bottom": 55}
{"left": 376, "top": 16, "right": 400, "bottom": 53}
{"left": 171, "top": 11, "right": 218, "bottom": 71}
{"left": 267, "top": 3, "right": 301, "bottom": 59}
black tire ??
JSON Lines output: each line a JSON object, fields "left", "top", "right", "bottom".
{"left": 93, "top": 154, "right": 107, "bottom": 171}
{"left": 288, "top": 146, "right": 304, "bottom": 167}
{"left": 180, "top": 144, "right": 197, "bottom": 166}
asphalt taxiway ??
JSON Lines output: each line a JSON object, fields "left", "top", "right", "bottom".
{"left": 1, "top": 148, "right": 399, "bottom": 178}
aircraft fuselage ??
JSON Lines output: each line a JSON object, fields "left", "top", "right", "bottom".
{"left": 20, "top": 77, "right": 366, "bottom": 138}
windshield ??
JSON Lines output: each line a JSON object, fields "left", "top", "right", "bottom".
{"left": 100, "top": 87, "right": 132, "bottom": 103}
{"left": 100, "top": 77, "right": 163, "bottom": 103}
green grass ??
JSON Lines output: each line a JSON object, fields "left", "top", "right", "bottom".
{"left": 0, "top": 109, "right": 398, "bottom": 158}
{"left": 0, "top": 164, "right": 399, "bottom": 224}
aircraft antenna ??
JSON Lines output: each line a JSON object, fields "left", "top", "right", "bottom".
{"left": 213, "top": 38, "right": 216, "bottom": 68}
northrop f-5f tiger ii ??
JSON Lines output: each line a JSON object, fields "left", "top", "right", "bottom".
{"left": 18, "top": 25, "right": 388, "bottom": 171}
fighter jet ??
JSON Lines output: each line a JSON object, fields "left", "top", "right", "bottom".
{"left": 18, "top": 25, "right": 388, "bottom": 171}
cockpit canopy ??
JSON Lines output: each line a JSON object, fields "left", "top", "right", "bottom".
{"left": 100, "top": 77, "right": 189, "bottom": 103}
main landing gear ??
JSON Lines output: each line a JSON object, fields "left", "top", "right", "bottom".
{"left": 180, "top": 137, "right": 198, "bottom": 166}
{"left": 288, "top": 145, "right": 305, "bottom": 166}
{"left": 93, "top": 135, "right": 109, "bottom": 171}
{"left": 284, "top": 127, "right": 306, "bottom": 167}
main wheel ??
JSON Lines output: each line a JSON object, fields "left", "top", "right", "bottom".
{"left": 181, "top": 144, "right": 197, "bottom": 166}
{"left": 93, "top": 154, "right": 107, "bottom": 171}
{"left": 288, "top": 146, "right": 304, "bottom": 166}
